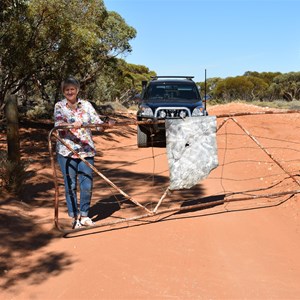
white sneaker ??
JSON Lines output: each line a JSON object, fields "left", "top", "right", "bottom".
{"left": 72, "top": 219, "right": 82, "bottom": 229}
{"left": 80, "top": 217, "right": 95, "bottom": 226}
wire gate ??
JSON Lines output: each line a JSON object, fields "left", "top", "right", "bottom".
{"left": 48, "top": 111, "right": 300, "bottom": 235}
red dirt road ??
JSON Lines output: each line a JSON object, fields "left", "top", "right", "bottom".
{"left": 1, "top": 103, "right": 300, "bottom": 299}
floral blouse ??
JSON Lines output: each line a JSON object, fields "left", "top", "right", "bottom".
{"left": 54, "top": 98, "right": 103, "bottom": 158}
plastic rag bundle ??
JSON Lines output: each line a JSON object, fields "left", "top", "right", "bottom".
{"left": 166, "top": 116, "right": 219, "bottom": 190}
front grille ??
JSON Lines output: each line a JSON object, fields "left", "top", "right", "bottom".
{"left": 155, "top": 107, "right": 191, "bottom": 119}
{"left": 162, "top": 109, "right": 182, "bottom": 118}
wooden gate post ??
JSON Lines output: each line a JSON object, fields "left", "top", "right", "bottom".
{"left": 5, "top": 94, "right": 20, "bottom": 163}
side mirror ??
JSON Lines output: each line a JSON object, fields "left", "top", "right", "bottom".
{"left": 203, "top": 95, "right": 211, "bottom": 101}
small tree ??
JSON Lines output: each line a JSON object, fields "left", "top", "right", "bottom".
{"left": 270, "top": 72, "right": 300, "bottom": 101}
{"left": 0, "top": 0, "right": 137, "bottom": 108}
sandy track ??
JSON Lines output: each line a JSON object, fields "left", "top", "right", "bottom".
{"left": 1, "top": 103, "right": 300, "bottom": 299}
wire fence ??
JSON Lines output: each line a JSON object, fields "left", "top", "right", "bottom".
{"left": 48, "top": 111, "right": 300, "bottom": 235}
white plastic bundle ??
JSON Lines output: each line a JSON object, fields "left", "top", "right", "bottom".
{"left": 166, "top": 116, "right": 219, "bottom": 190}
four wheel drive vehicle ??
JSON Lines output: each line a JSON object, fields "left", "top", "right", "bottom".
{"left": 136, "top": 76, "right": 208, "bottom": 147}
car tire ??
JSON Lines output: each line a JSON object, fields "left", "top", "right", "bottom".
{"left": 137, "top": 125, "right": 148, "bottom": 148}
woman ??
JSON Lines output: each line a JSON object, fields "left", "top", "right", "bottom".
{"left": 54, "top": 77, "right": 105, "bottom": 229}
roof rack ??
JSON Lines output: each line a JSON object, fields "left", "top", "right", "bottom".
{"left": 151, "top": 76, "right": 194, "bottom": 80}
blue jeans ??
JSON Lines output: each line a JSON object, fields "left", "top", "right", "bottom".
{"left": 57, "top": 154, "right": 94, "bottom": 218}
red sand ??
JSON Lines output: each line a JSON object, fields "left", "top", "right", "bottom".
{"left": 1, "top": 103, "right": 300, "bottom": 299}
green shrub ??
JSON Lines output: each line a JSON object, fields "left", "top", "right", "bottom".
{"left": 250, "top": 100, "right": 300, "bottom": 110}
{"left": 25, "top": 99, "right": 54, "bottom": 120}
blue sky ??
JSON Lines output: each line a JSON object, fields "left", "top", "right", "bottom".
{"left": 104, "top": 0, "right": 300, "bottom": 82}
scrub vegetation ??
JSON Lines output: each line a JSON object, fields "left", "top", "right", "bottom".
{"left": 1, "top": 0, "right": 299, "bottom": 120}
{"left": 1, "top": 0, "right": 299, "bottom": 195}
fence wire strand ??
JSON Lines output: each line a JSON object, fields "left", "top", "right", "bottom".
{"left": 48, "top": 112, "right": 300, "bottom": 235}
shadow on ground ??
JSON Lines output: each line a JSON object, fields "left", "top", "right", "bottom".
{"left": 0, "top": 203, "right": 73, "bottom": 290}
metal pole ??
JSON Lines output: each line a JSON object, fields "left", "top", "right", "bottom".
{"left": 204, "top": 69, "right": 207, "bottom": 112}
{"left": 63, "top": 189, "right": 300, "bottom": 236}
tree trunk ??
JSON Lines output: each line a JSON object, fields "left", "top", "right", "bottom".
{"left": 283, "top": 92, "right": 293, "bottom": 102}
{"left": 5, "top": 94, "right": 20, "bottom": 163}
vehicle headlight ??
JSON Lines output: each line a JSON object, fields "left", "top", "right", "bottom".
{"left": 140, "top": 105, "right": 153, "bottom": 117}
{"left": 192, "top": 107, "right": 204, "bottom": 116}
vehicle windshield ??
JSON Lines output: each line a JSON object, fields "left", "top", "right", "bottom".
{"left": 144, "top": 84, "right": 200, "bottom": 102}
